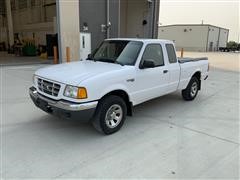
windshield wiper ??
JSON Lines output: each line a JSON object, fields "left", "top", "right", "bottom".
{"left": 95, "top": 58, "right": 124, "bottom": 66}
{"left": 115, "top": 61, "right": 124, "bottom": 66}
{"left": 86, "top": 57, "right": 97, "bottom": 62}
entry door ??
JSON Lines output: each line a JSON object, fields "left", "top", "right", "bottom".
{"left": 209, "top": 42, "right": 213, "bottom": 51}
{"left": 80, "top": 32, "right": 91, "bottom": 60}
{"left": 133, "top": 44, "right": 169, "bottom": 105}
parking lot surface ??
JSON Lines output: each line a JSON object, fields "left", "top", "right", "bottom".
{"left": 1, "top": 52, "right": 239, "bottom": 179}
{"left": 0, "top": 52, "right": 52, "bottom": 66}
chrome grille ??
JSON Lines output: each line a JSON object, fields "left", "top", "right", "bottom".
{"left": 37, "top": 78, "right": 61, "bottom": 97}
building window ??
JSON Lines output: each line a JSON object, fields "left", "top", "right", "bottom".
{"left": 19, "top": 0, "right": 28, "bottom": 9}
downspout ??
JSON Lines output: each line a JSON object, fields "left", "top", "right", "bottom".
{"left": 107, "top": 0, "right": 110, "bottom": 38}
{"left": 118, "top": 0, "right": 121, "bottom": 37}
{"left": 151, "top": 0, "right": 155, "bottom": 38}
{"left": 153, "top": 0, "right": 160, "bottom": 38}
{"left": 56, "top": 0, "right": 62, "bottom": 63}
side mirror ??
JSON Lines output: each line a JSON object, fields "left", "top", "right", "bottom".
{"left": 87, "top": 54, "right": 92, "bottom": 59}
{"left": 141, "top": 59, "right": 155, "bottom": 69}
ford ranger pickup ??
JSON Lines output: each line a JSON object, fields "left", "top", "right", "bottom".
{"left": 29, "top": 38, "right": 209, "bottom": 134}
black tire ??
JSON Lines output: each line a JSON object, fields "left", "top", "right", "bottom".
{"left": 182, "top": 76, "right": 200, "bottom": 101}
{"left": 91, "top": 95, "right": 127, "bottom": 135}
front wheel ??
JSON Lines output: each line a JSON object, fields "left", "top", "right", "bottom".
{"left": 182, "top": 77, "right": 199, "bottom": 101}
{"left": 91, "top": 95, "right": 127, "bottom": 135}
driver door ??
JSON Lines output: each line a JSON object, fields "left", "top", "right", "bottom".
{"left": 133, "top": 44, "right": 170, "bottom": 105}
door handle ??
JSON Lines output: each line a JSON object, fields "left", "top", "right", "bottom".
{"left": 126, "top": 78, "right": 135, "bottom": 82}
{"left": 163, "top": 70, "right": 168, "bottom": 73}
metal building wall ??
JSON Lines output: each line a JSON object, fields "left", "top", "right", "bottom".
{"left": 117, "top": 0, "right": 159, "bottom": 38}
{"left": 158, "top": 25, "right": 208, "bottom": 52}
{"left": 79, "top": 0, "right": 108, "bottom": 50}
{"left": 207, "top": 26, "right": 220, "bottom": 51}
{"left": 0, "top": 0, "right": 7, "bottom": 45}
{"left": 79, "top": 0, "right": 159, "bottom": 50}
{"left": 109, "top": 0, "right": 120, "bottom": 38}
{"left": 218, "top": 28, "right": 229, "bottom": 48}
{"left": 207, "top": 25, "right": 229, "bottom": 51}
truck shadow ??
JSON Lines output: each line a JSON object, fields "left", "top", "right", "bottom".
{"left": 28, "top": 92, "right": 183, "bottom": 138}
{"left": 134, "top": 92, "right": 183, "bottom": 112}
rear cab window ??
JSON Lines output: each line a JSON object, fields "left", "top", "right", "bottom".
{"left": 166, "top": 44, "right": 177, "bottom": 64}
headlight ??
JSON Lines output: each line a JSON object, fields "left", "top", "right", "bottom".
{"left": 64, "top": 85, "right": 88, "bottom": 99}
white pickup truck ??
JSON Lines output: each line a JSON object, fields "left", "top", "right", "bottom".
{"left": 30, "top": 38, "right": 209, "bottom": 134}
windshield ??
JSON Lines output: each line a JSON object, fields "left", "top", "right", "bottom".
{"left": 90, "top": 40, "right": 143, "bottom": 66}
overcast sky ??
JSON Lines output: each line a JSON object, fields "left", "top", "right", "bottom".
{"left": 159, "top": 0, "right": 239, "bottom": 42}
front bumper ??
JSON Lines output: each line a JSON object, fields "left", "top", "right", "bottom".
{"left": 29, "top": 86, "right": 97, "bottom": 122}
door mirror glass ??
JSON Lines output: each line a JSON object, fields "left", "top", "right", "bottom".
{"left": 141, "top": 59, "right": 155, "bottom": 69}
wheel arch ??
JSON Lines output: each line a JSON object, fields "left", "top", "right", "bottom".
{"left": 100, "top": 89, "right": 133, "bottom": 116}
{"left": 192, "top": 71, "right": 201, "bottom": 90}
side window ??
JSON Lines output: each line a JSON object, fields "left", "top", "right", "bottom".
{"left": 142, "top": 44, "right": 164, "bottom": 67}
{"left": 166, "top": 44, "right": 177, "bottom": 63}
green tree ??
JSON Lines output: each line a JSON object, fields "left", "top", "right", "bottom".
{"left": 227, "top": 41, "right": 238, "bottom": 49}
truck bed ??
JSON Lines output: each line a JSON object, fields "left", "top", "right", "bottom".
{"left": 178, "top": 57, "right": 208, "bottom": 63}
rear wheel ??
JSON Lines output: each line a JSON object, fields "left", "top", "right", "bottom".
{"left": 182, "top": 77, "right": 199, "bottom": 101}
{"left": 92, "top": 95, "right": 127, "bottom": 135}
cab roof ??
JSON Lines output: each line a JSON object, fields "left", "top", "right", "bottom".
{"left": 105, "top": 38, "right": 173, "bottom": 44}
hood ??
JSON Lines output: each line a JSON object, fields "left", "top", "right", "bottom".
{"left": 35, "top": 60, "right": 125, "bottom": 86}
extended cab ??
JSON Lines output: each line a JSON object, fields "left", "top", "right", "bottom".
{"left": 29, "top": 39, "right": 209, "bottom": 134}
